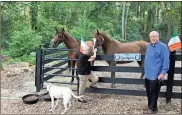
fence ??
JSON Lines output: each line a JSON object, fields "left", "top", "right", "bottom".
{"left": 35, "top": 48, "right": 181, "bottom": 104}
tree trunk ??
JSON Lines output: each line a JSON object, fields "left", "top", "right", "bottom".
{"left": 143, "top": 7, "right": 146, "bottom": 33}
{"left": 0, "top": 3, "right": 2, "bottom": 39}
{"left": 0, "top": 4, "right": 3, "bottom": 70}
{"left": 155, "top": 2, "right": 159, "bottom": 29}
{"left": 167, "top": 16, "right": 172, "bottom": 40}
{"left": 24, "top": 6, "right": 29, "bottom": 21}
{"left": 151, "top": 7, "right": 155, "bottom": 30}
{"left": 70, "top": 8, "right": 77, "bottom": 28}
{"left": 146, "top": 9, "right": 152, "bottom": 33}
{"left": 52, "top": 5, "right": 56, "bottom": 21}
{"left": 167, "top": 2, "right": 173, "bottom": 41}
{"left": 30, "top": 2, "right": 38, "bottom": 30}
{"left": 179, "top": 2, "right": 182, "bottom": 36}
{"left": 136, "top": 2, "right": 139, "bottom": 18}
{"left": 124, "top": 2, "right": 130, "bottom": 40}
{"left": 121, "top": 2, "right": 126, "bottom": 40}
{"left": 83, "top": 10, "right": 86, "bottom": 36}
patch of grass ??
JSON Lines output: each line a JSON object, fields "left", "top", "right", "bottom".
{"left": 14, "top": 55, "right": 36, "bottom": 65}
{"left": 1, "top": 49, "right": 36, "bottom": 66}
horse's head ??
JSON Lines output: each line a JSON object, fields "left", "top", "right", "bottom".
{"left": 50, "top": 27, "right": 66, "bottom": 48}
{"left": 93, "top": 29, "right": 104, "bottom": 49}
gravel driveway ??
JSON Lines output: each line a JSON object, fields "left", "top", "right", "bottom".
{"left": 1, "top": 61, "right": 181, "bottom": 114}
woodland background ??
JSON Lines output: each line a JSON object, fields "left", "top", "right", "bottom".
{"left": 1, "top": 1, "right": 181, "bottom": 64}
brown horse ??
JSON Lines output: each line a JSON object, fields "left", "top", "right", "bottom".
{"left": 93, "top": 30, "right": 149, "bottom": 88}
{"left": 51, "top": 28, "right": 94, "bottom": 83}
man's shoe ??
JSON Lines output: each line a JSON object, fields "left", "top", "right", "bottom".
{"left": 143, "top": 106, "right": 149, "bottom": 111}
{"left": 143, "top": 109, "right": 158, "bottom": 114}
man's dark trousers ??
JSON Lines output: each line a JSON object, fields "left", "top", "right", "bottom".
{"left": 145, "top": 78, "right": 161, "bottom": 111}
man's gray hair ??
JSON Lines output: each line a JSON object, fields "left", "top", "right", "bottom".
{"left": 150, "top": 31, "right": 159, "bottom": 37}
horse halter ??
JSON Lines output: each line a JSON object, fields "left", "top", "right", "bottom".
{"left": 96, "top": 35, "right": 104, "bottom": 46}
{"left": 57, "top": 32, "right": 66, "bottom": 43}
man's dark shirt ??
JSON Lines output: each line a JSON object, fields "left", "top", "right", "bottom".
{"left": 77, "top": 53, "right": 91, "bottom": 75}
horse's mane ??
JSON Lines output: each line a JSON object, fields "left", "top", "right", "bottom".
{"left": 100, "top": 31, "right": 113, "bottom": 42}
{"left": 76, "top": 39, "right": 81, "bottom": 42}
{"left": 64, "top": 32, "right": 78, "bottom": 42}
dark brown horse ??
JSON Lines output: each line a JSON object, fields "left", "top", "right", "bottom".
{"left": 93, "top": 30, "right": 149, "bottom": 88}
{"left": 51, "top": 28, "right": 94, "bottom": 83}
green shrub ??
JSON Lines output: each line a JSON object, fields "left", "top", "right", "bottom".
{"left": 8, "top": 26, "right": 42, "bottom": 57}
{"left": 36, "top": 16, "right": 61, "bottom": 48}
{"left": 126, "top": 20, "right": 142, "bottom": 42}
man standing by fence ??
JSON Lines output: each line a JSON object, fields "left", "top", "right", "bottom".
{"left": 143, "top": 31, "right": 170, "bottom": 114}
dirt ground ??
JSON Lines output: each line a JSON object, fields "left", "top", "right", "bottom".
{"left": 1, "top": 61, "right": 181, "bottom": 114}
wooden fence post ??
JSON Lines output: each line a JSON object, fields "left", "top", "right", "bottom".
{"left": 166, "top": 51, "right": 176, "bottom": 104}
{"left": 35, "top": 48, "right": 43, "bottom": 92}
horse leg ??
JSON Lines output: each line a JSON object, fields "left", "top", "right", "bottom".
{"left": 110, "top": 62, "right": 117, "bottom": 88}
{"left": 68, "top": 60, "right": 71, "bottom": 71}
{"left": 111, "top": 72, "right": 116, "bottom": 88}
{"left": 137, "top": 61, "right": 144, "bottom": 79}
{"left": 70, "top": 61, "right": 75, "bottom": 83}
{"left": 75, "top": 61, "right": 79, "bottom": 81}
{"left": 137, "top": 61, "right": 145, "bottom": 88}
{"left": 68, "top": 54, "right": 71, "bottom": 71}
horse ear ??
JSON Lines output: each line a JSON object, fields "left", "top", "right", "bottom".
{"left": 62, "top": 28, "right": 65, "bottom": 32}
{"left": 97, "top": 29, "right": 100, "bottom": 35}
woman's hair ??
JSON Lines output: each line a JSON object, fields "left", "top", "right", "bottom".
{"left": 85, "top": 41, "right": 94, "bottom": 52}
{"left": 80, "top": 41, "right": 94, "bottom": 53}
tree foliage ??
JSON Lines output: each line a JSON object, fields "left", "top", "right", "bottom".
{"left": 1, "top": 1, "right": 181, "bottom": 63}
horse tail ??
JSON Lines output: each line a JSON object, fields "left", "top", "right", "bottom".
{"left": 139, "top": 41, "right": 149, "bottom": 54}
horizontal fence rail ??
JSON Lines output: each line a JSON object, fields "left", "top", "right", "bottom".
{"left": 44, "top": 66, "right": 77, "bottom": 70}
{"left": 43, "top": 81, "right": 77, "bottom": 85}
{"left": 91, "top": 66, "right": 181, "bottom": 74}
{"left": 85, "top": 88, "right": 181, "bottom": 99}
{"left": 43, "top": 60, "right": 68, "bottom": 73}
{"left": 95, "top": 54, "right": 182, "bottom": 61}
{"left": 44, "top": 57, "right": 77, "bottom": 61}
{"left": 98, "top": 77, "right": 182, "bottom": 86}
{"left": 44, "top": 49, "right": 69, "bottom": 55}
{"left": 43, "top": 66, "right": 69, "bottom": 81}
{"left": 45, "top": 48, "right": 79, "bottom": 53}
{"left": 43, "top": 54, "right": 68, "bottom": 64}
{"left": 43, "top": 73, "right": 77, "bottom": 78}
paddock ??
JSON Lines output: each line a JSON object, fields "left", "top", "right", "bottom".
{"left": 35, "top": 48, "right": 181, "bottom": 103}
{"left": 1, "top": 48, "right": 181, "bottom": 114}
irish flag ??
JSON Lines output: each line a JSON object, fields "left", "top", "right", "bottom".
{"left": 168, "top": 31, "right": 182, "bottom": 52}
{"left": 80, "top": 36, "right": 88, "bottom": 52}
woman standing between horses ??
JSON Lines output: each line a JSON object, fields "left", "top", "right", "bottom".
{"left": 77, "top": 41, "right": 99, "bottom": 103}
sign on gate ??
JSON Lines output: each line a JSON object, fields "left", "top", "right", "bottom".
{"left": 114, "top": 53, "right": 141, "bottom": 61}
